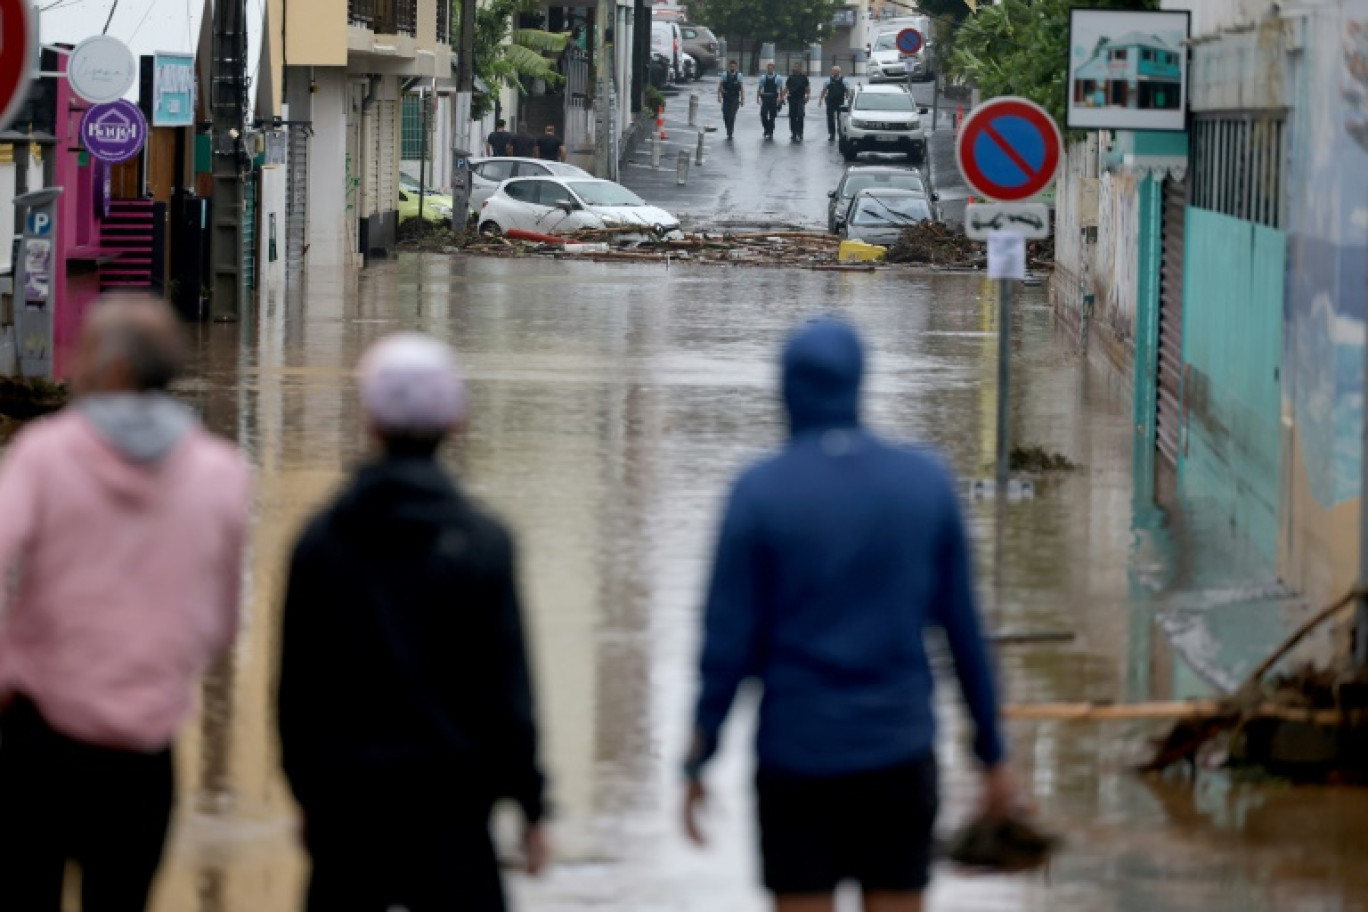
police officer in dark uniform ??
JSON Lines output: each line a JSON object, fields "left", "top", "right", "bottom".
{"left": 817, "top": 65, "right": 850, "bottom": 142}
{"left": 756, "top": 62, "right": 783, "bottom": 140}
{"left": 782, "top": 63, "right": 810, "bottom": 142}
{"left": 717, "top": 60, "right": 744, "bottom": 140}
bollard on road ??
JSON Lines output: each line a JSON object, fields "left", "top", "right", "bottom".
{"left": 677, "top": 150, "right": 691, "bottom": 185}
{"left": 695, "top": 130, "right": 705, "bottom": 165}
{"left": 688, "top": 93, "right": 699, "bottom": 127}
{"left": 652, "top": 132, "right": 661, "bottom": 169}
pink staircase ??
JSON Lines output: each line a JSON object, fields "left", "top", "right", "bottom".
{"left": 99, "top": 200, "right": 156, "bottom": 291}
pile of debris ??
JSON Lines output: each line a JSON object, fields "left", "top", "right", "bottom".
{"left": 1006, "top": 587, "right": 1368, "bottom": 785}
{"left": 884, "top": 223, "right": 1055, "bottom": 271}
{"left": 396, "top": 219, "right": 478, "bottom": 251}
{"left": 399, "top": 221, "right": 1059, "bottom": 274}
{"left": 456, "top": 229, "right": 867, "bottom": 270}
{"left": 885, "top": 222, "right": 984, "bottom": 268}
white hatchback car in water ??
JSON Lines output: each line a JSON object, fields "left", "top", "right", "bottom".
{"left": 478, "top": 177, "right": 684, "bottom": 241}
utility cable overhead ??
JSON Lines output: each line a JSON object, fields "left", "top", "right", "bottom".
{"left": 102, "top": 0, "right": 118, "bottom": 34}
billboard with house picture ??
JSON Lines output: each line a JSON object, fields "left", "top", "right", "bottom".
{"left": 1067, "top": 9, "right": 1190, "bottom": 131}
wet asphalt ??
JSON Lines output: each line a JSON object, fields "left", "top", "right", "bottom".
{"left": 118, "top": 246, "right": 1368, "bottom": 911}
{"left": 620, "top": 75, "right": 956, "bottom": 232}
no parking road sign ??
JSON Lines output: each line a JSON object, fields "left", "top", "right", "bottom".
{"left": 956, "top": 96, "right": 1062, "bottom": 203}
{"left": 895, "top": 28, "right": 924, "bottom": 55}
{"left": 0, "top": 0, "right": 37, "bottom": 131}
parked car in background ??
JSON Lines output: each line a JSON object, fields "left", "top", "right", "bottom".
{"left": 649, "top": 51, "right": 673, "bottom": 88}
{"left": 868, "top": 30, "right": 931, "bottom": 83}
{"left": 478, "top": 177, "right": 684, "bottom": 242}
{"left": 680, "top": 24, "right": 720, "bottom": 75}
{"left": 468, "top": 157, "right": 591, "bottom": 213}
{"left": 827, "top": 165, "right": 935, "bottom": 233}
{"left": 838, "top": 189, "right": 935, "bottom": 246}
{"left": 838, "top": 84, "right": 929, "bottom": 163}
{"left": 398, "top": 175, "right": 455, "bottom": 223}
{"left": 651, "top": 20, "right": 687, "bottom": 82}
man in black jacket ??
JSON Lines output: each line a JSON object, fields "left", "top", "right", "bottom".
{"left": 277, "top": 333, "right": 547, "bottom": 912}
{"left": 782, "top": 63, "right": 810, "bottom": 142}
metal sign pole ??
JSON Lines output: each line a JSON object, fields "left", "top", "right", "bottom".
{"left": 997, "top": 277, "right": 1011, "bottom": 493}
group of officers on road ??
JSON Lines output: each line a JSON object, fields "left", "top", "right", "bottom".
{"left": 717, "top": 60, "right": 850, "bottom": 143}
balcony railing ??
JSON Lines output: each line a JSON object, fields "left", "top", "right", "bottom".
{"left": 348, "top": 0, "right": 418, "bottom": 37}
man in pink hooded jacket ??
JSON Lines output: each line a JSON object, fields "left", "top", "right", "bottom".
{"left": 0, "top": 295, "right": 251, "bottom": 910}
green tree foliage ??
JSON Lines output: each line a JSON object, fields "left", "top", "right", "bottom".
{"left": 688, "top": 0, "right": 844, "bottom": 59}
{"left": 457, "top": 0, "right": 569, "bottom": 120}
{"left": 946, "top": 0, "right": 1159, "bottom": 127}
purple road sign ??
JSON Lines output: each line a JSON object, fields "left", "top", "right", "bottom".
{"left": 81, "top": 99, "right": 147, "bottom": 164}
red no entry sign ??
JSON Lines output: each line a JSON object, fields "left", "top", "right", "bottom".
{"left": 0, "top": 0, "right": 36, "bottom": 131}
{"left": 896, "top": 28, "right": 923, "bottom": 55}
{"left": 956, "top": 97, "right": 1063, "bottom": 203}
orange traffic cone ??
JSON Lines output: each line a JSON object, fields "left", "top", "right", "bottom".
{"left": 657, "top": 105, "right": 667, "bottom": 140}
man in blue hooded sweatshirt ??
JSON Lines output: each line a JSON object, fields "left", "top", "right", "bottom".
{"left": 683, "top": 318, "right": 1015, "bottom": 912}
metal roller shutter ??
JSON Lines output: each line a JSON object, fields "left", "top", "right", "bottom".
{"left": 1156, "top": 178, "right": 1187, "bottom": 468}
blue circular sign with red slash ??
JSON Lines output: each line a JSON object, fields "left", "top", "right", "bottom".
{"left": 895, "top": 28, "right": 924, "bottom": 55}
{"left": 956, "top": 96, "right": 1063, "bottom": 203}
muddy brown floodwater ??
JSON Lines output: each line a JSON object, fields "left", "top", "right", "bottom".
{"left": 102, "top": 254, "right": 1368, "bottom": 911}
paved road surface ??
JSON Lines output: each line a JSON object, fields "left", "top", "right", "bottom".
{"left": 621, "top": 76, "right": 952, "bottom": 232}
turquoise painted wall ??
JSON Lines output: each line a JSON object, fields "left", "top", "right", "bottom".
{"left": 1132, "top": 177, "right": 1162, "bottom": 452}
{"left": 1179, "top": 208, "right": 1285, "bottom": 563}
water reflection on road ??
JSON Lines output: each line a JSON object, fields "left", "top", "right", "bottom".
{"left": 148, "top": 255, "right": 1368, "bottom": 912}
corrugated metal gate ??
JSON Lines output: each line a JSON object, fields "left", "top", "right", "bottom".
{"left": 377, "top": 99, "right": 398, "bottom": 214}
{"left": 285, "top": 124, "right": 309, "bottom": 270}
{"left": 1156, "top": 178, "right": 1186, "bottom": 468}
{"left": 364, "top": 107, "right": 379, "bottom": 219}
{"left": 243, "top": 178, "right": 257, "bottom": 291}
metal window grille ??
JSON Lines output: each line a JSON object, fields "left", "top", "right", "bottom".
{"left": 437, "top": 0, "right": 450, "bottom": 44}
{"left": 401, "top": 94, "right": 430, "bottom": 160}
{"left": 1189, "top": 113, "right": 1286, "bottom": 229}
{"left": 396, "top": 0, "right": 417, "bottom": 36}
{"left": 349, "top": 0, "right": 375, "bottom": 27}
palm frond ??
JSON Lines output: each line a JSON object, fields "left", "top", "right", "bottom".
{"left": 512, "top": 28, "right": 570, "bottom": 53}
{"left": 501, "top": 43, "right": 565, "bottom": 83}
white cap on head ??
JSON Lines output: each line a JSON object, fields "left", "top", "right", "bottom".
{"left": 359, "top": 333, "right": 466, "bottom": 434}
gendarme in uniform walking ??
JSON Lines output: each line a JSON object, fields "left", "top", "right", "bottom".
{"left": 757, "top": 62, "right": 784, "bottom": 140}
{"left": 818, "top": 66, "right": 850, "bottom": 142}
{"left": 717, "top": 60, "right": 745, "bottom": 140}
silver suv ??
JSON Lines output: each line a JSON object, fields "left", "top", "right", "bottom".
{"left": 838, "top": 84, "right": 928, "bottom": 164}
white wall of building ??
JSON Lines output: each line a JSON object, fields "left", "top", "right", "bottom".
{"left": 257, "top": 163, "right": 288, "bottom": 304}
{"left": 307, "top": 68, "right": 355, "bottom": 268}
{"left": 1161, "top": 0, "right": 1278, "bottom": 37}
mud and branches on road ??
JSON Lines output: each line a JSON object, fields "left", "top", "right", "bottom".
{"left": 399, "top": 218, "right": 1055, "bottom": 273}
{"left": 1011, "top": 587, "right": 1368, "bottom": 785}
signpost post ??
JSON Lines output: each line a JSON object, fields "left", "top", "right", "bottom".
{"left": 956, "top": 96, "right": 1063, "bottom": 494}
{"left": 0, "top": 0, "right": 37, "bottom": 130}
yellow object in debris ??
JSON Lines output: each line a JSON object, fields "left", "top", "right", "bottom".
{"left": 838, "top": 240, "right": 887, "bottom": 263}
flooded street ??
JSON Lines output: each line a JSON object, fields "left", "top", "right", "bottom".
{"left": 147, "top": 255, "right": 1368, "bottom": 912}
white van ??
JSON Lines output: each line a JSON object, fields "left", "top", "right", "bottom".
{"left": 651, "top": 20, "right": 685, "bottom": 81}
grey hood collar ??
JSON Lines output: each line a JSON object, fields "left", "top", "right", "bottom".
{"left": 80, "top": 392, "right": 198, "bottom": 464}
